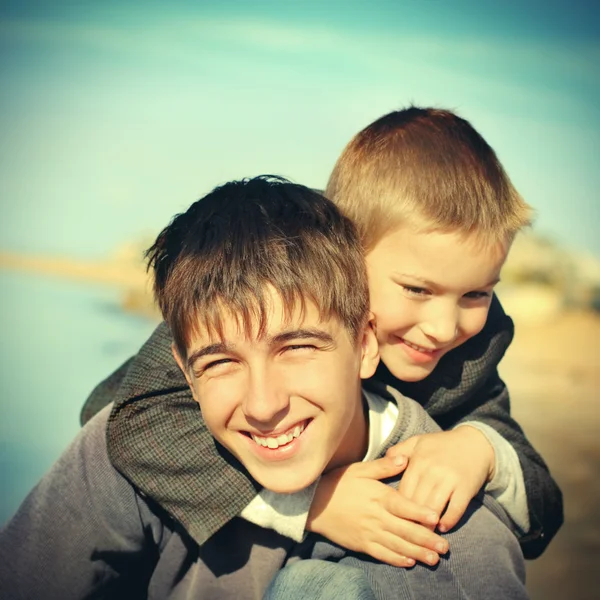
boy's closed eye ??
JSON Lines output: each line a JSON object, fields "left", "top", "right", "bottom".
{"left": 196, "top": 343, "right": 321, "bottom": 376}
{"left": 283, "top": 344, "right": 318, "bottom": 353}
{"left": 195, "top": 357, "right": 236, "bottom": 377}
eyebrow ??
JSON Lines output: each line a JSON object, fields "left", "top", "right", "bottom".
{"left": 186, "top": 328, "right": 335, "bottom": 370}
{"left": 187, "top": 342, "right": 232, "bottom": 370}
{"left": 394, "top": 272, "right": 501, "bottom": 288}
{"left": 270, "top": 328, "right": 336, "bottom": 346}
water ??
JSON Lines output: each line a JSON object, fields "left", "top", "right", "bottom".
{"left": 0, "top": 270, "right": 157, "bottom": 523}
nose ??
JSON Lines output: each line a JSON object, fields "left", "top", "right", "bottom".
{"left": 242, "top": 366, "right": 290, "bottom": 426}
{"left": 419, "top": 300, "right": 459, "bottom": 345}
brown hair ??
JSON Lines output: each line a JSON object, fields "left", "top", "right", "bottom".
{"left": 146, "top": 176, "right": 369, "bottom": 360}
{"left": 326, "top": 107, "right": 533, "bottom": 250}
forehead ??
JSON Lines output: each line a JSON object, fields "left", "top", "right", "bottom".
{"left": 366, "top": 225, "right": 509, "bottom": 288}
{"left": 185, "top": 288, "right": 347, "bottom": 349}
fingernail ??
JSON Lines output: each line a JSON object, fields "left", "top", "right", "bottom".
{"left": 435, "top": 542, "right": 448, "bottom": 554}
{"left": 426, "top": 552, "right": 438, "bottom": 565}
{"left": 392, "top": 455, "right": 406, "bottom": 467}
{"left": 438, "top": 524, "right": 447, "bottom": 533}
{"left": 426, "top": 513, "right": 438, "bottom": 525}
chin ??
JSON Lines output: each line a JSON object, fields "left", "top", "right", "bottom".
{"left": 384, "top": 358, "right": 440, "bottom": 383}
{"left": 254, "top": 472, "right": 318, "bottom": 495}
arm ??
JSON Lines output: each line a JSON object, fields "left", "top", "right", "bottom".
{"left": 441, "top": 369, "right": 563, "bottom": 558}
{"left": 305, "top": 457, "right": 448, "bottom": 568}
{"left": 80, "top": 356, "right": 133, "bottom": 425}
{"left": 0, "top": 407, "right": 159, "bottom": 599}
{"left": 384, "top": 294, "right": 563, "bottom": 558}
{"left": 298, "top": 492, "right": 528, "bottom": 600}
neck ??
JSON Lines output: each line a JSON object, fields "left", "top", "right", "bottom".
{"left": 325, "top": 394, "right": 369, "bottom": 472}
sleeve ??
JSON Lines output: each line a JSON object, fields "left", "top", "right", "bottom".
{"left": 378, "top": 295, "right": 563, "bottom": 559}
{"left": 80, "top": 356, "right": 133, "bottom": 425}
{"left": 445, "top": 368, "right": 563, "bottom": 559}
{"left": 454, "top": 420, "right": 529, "bottom": 534}
{"left": 0, "top": 407, "right": 161, "bottom": 600}
{"left": 427, "top": 295, "right": 563, "bottom": 559}
{"left": 79, "top": 322, "right": 182, "bottom": 426}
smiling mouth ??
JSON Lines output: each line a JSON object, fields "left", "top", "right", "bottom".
{"left": 402, "top": 339, "right": 438, "bottom": 354}
{"left": 249, "top": 420, "right": 308, "bottom": 449}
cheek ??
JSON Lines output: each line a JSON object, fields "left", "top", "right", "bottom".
{"left": 300, "top": 357, "right": 361, "bottom": 405}
{"left": 196, "top": 381, "right": 240, "bottom": 433}
{"left": 459, "top": 308, "right": 490, "bottom": 340}
{"left": 372, "top": 296, "right": 414, "bottom": 337}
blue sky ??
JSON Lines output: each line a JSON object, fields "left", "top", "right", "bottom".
{"left": 1, "top": 0, "right": 598, "bottom": 257}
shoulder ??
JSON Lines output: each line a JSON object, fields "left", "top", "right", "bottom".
{"left": 54, "top": 405, "right": 157, "bottom": 529}
{"left": 364, "top": 385, "right": 441, "bottom": 454}
{"left": 80, "top": 322, "right": 179, "bottom": 425}
{"left": 58, "top": 405, "right": 141, "bottom": 508}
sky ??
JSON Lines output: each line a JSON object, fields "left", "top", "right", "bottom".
{"left": 1, "top": 0, "right": 598, "bottom": 258}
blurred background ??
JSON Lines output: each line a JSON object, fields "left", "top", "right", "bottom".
{"left": 0, "top": 1, "right": 598, "bottom": 598}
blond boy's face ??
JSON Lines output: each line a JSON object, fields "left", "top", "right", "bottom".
{"left": 173, "top": 287, "right": 378, "bottom": 494}
{"left": 366, "top": 225, "right": 510, "bottom": 382}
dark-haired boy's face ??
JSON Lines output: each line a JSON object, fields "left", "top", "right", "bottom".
{"left": 173, "top": 287, "right": 378, "bottom": 494}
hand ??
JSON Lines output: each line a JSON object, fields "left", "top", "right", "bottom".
{"left": 306, "top": 456, "right": 449, "bottom": 568}
{"left": 388, "top": 427, "right": 495, "bottom": 533}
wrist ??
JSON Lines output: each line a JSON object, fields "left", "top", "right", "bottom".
{"left": 455, "top": 424, "right": 496, "bottom": 480}
{"left": 305, "top": 474, "right": 333, "bottom": 536}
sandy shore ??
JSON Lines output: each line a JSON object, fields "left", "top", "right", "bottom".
{"left": 0, "top": 251, "right": 148, "bottom": 288}
{"left": 499, "top": 310, "right": 600, "bottom": 600}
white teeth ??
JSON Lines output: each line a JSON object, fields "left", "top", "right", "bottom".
{"left": 404, "top": 340, "right": 433, "bottom": 353}
{"left": 251, "top": 422, "right": 306, "bottom": 449}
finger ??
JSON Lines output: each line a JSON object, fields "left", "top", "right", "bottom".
{"left": 384, "top": 517, "right": 448, "bottom": 558}
{"left": 386, "top": 436, "right": 419, "bottom": 459}
{"left": 408, "top": 473, "right": 439, "bottom": 510}
{"left": 396, "top": 465, "right": 420, "bottom": 500}
{"left": 365, "top": 544, "right": 416, "bottom": 568}
{"left": 421, "top": 482, "right": 454, "bottom": 519}
{"left": 385, "top": 492, "right": 439, "bottom": 527}
{"left": 438, "top": 490, "right": 471, "bottom": 533}
{"left": 376, "top": 530, "right": 444, "bottom": 567}
{"left": 350, "top": 455, "right": 408, "bottom": 481}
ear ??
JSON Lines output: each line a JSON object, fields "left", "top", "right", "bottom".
{"left": 359, "top": 313, "right": 380, "bottom": 380}
{"left": 171, "top": 343, "right": 199, "bottom": 403}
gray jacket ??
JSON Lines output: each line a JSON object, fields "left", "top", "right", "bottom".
{"left": 1, "top": 394, "right": 528, "bottom": 599}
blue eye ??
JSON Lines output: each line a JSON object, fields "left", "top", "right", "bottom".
{"left": 402, "top": 285, "right": 429, "bottom": 296}
{"left": 464, "top": 291, "right": 491, "bottom": 299}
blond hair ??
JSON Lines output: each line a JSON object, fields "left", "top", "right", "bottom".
{"left": 326, "top": 107, "right": 533, "bottom": 250}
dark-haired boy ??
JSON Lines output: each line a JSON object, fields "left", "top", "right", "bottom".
{"left": 0, "top": 177, "right": 527, "bottom": 599}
